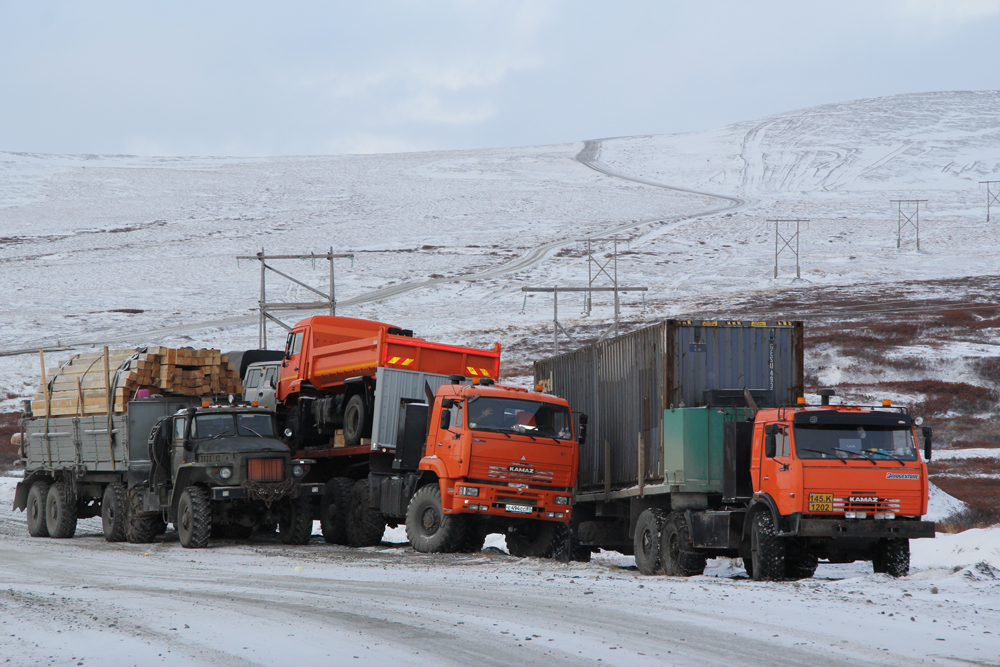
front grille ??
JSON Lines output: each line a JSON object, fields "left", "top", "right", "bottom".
{"left": 832, "top": 495, "right": 901, "bottom": 513}
{"left": 486, "top": 465, "right": 555, "bottom": 485}
{"left": 248, "top": 458, "right": 284, "bottom": 481}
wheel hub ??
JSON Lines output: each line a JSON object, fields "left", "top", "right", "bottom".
{"left": 421, "top": 507, "right": 439, "bottom": 534}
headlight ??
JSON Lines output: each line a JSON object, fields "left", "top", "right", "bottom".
{"left": 218, "top": 467, "right": 233, "bottom": 480}
{"left": 292, "top": 465, "right": 305, "bottom": 477}
{"left": 458, "top": 486, "right": 479, "bottom": 497}
{"left": 555, "top": 495, "right": 570, "bottom": 505}
{"left": 284, "top": 428, "right": 293, "bottom": 438}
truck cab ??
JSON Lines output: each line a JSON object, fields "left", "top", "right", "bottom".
{"left": 744, "top": 398, "right": 934, "bottom": 578}
{"left": 390, "top": 378, "right": 581, "bottom": 557}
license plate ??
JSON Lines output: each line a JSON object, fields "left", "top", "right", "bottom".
{"left": 505, "top": 504, "right": 532, "bottom": 514}
{"left": 808, "top": 493, "right": 833, "bottom": 512}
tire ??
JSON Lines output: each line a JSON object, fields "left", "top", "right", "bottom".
{"left": 549, "top": 522, "right": 579, "bottom": 563}
{"left": 126, "top": 486, "right": 165, "bottom": 543}
{"left": 177, "top": 487, "right": 211, "bottom": 549}
{"left": 320, "top": 477, "right": 355, "bottom": 544}
{"left": 873, "top": 538, "right": 910, "bottom": 577}
{"left": 26, "top": 481, "right": 51, "bottom": 537}
{"left": 750, "top": 510, "right": 785, "bottom": 581}
{"left": 348, "top": 479, "right": 386, "bottom": 547}
{"left": 785, "top": 543, "right": 819, "bottom": 579}
{"left": 633, "top": 509, "right": 666, "bottom": 575}
{"left": 45, "top": 481, "right": 78, "bottom": 539}
{"left": 343, "top": 394, "right": 368, "bottom": 447}
{"left": 505, "top": 520, "right": 559, "bottom": 559}
{"left": 101, "top": 483, "right": 127, "bottom": 542}
{"left": 279, "top": 494, "right": 314, "bottom": 545}
{"left": 405, "top": 483, "right": 465, "bottom": 553}
{"left": 660, "top": 511, "right": 707, "bottom": 576}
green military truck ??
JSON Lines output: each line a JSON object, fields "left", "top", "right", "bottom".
{"left": 13, "top": 396, "right": 323, "bottom": 548}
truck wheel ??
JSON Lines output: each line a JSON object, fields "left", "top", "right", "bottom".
{"left": 26, "top": 481, "right": 51, "bottom": 537}
{"left": 405, "top": 484, "right": 464, "bottom": 553}
{"left": 873, "top": 538, "right": 909, "bottom": 577}
{"left": 661, "top": 511, "right": 706, "bottom": 576}
{"left": 101, "top": 483, "right": 127, "bottom": 542}
{"left": 785, "top": 543, "right": 818, "bottom": 579}
{"left": 348, "top": 479, "right": 386, "bottom": 547}
{"left": 45, "top": 481, "right": 78, "bottom": 539}
{"left": 633, "top": 509, "right": 666, "bottom": 575}
{"left": 750, "top": 510, "right": 785, "bottom": 581}
{"left": 126, "top": 486, "right": 165, "bottom": 543}
{"left": 505, "top": 520, "right": 558, "bottom": 559}
{"left": 343, "top": 394, "right": 368, "bottom": 447}
{"left": 177, "top": 487, "right": 211, "bottom": 549}
{"left": 279, "top": 495, "right": 314, "bottom": 545}
{"left": 320, "top": 477, "right": 355, "bottom": 544}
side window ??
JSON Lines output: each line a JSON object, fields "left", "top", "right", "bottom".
{"left": 263, "top": 366, "right": 277, "bottom": 388}
{"left": 245, "top": 368, "right": 261, "bottom": 389}
{"left": 777, "top": 426, "right": 790, "bottom": 457}
{"left": 291, "top": 332, "right": 303, "bottom": 356}
{"left": 173, "top": 417, "right": 186, "bottom": 442}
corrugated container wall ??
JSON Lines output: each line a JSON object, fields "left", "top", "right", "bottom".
{"left": 534, "top": 320, "right": 803, "bottom": 494}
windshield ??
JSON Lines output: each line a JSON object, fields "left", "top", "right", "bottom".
{"left": 794, "top": 425, "right": 918, "bottom": 461}
{"left": 467, "top": 397, "right": 573, "bottom": 441}
{"left": 192, "top": 413, "right": 274, "bottom": 439}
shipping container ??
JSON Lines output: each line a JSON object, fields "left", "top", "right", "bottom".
{"left": 533, "top": 319, "right": 803, "bottom": 495}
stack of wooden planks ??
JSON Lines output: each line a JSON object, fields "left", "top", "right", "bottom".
{"left": 31, "top": 347, "right": 244, "bottom": 417}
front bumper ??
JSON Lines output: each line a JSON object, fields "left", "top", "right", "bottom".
{"left": 448, "top": 483, "right": 572, "bottom": 522}
{"left": 795, "top": 517, "right": 935, "bottom": 539}
{"left": 211, "top": 483, "right": 324, "bottom": 501}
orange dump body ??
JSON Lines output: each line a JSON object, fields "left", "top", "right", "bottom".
{"left": 277, "top": 315, "right": 501, "bottom": 400}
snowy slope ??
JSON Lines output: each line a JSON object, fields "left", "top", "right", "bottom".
{"left": 1, "top": 90, "right": 999, "bottom": 404}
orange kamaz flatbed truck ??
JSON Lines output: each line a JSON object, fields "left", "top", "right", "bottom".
{"left": 246, "top": 316, "right": 582, "bottom": 556}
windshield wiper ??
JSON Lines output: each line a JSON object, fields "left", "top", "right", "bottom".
{"left": 868, "top": 449, "right": 907, "bottom": 466}
{"left": 833, "top": 448, "right": 877, "bottom": 465}
{"left": 473, "top": 426, "right": 511, "bottom": 438}
{"left": 798, "top": 447, "right": 847, "bottom": 464}
{"left": 241, "top": 427, "right": 264, "bottom": 438}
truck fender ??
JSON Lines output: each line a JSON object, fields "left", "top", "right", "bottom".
{"left": 419, "top": 456, "right": 449, "bottom": 482}
{"left": 743, "top": 494, "right": 782, "bottom": 541}
{"left": 169, "top": 464, "right": 213, "bottom": 511}
{"left": 12, "top": 471, "right": 52, "bottom": 511}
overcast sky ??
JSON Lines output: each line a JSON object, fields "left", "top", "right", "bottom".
{"left": 2, "top": 1, "right": 999, "bottom": 156}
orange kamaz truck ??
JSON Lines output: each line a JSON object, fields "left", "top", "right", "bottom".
{"left": 245, "top": 316, "right": 582, "bottom": 556}
{"left": 536, "top": 320, "right": 935, "bottom": 578}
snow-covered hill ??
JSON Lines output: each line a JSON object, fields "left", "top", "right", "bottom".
{"left": 1, "top": 91, "right": 998, "bottom": 408}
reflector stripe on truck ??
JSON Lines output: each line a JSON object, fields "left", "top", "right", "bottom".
{"left": 314, "top": 361, "right": 379, "bottom": 377}
{"left": 387, "top": 357, "right": 416, "bottom": 366}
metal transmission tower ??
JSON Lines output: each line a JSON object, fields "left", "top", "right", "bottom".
{"left": 580, "top": 236, "right": 629, "bottom": 316}
{"left": 768, "top": 219, "right": 807, "bottom": 279}
{"left": 891, "top": 200, "right": 928, "bottom": 250}
{"left": 236, "top": 248, "right": 355, "bottom": 349}
{"left": 981, "top": 181, "right": 1000, "bottom": 222}
{"left": 521, "top": 285, "right": 648, "bottom": 356}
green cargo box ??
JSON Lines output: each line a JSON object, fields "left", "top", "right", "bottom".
{"left": 662, "top": 407, "right": 752, "bottom": 494}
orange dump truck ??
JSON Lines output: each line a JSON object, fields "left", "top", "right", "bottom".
{"left": 245, "top": 316, "right": 583, "bottom": 556}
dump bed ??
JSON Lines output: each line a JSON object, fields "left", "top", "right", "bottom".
{"left": 534, "top": 319, "right": 803, "bottom": 495}
{"left": 295, "top": 316, "right": 501, "bottom": 390}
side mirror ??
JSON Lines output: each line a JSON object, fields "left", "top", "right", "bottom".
{"left": 765, "top": 434, "right": 777, "bottom": 458}
{"left": 578, "top": 424, "right": 587, "bottom": 446}
{"left": 579, "top": 413, "right": 589, "bottom": 425}
{"left": 764, "top": 424, "right": 779, "bottom": 436}
{"left": 922, "top": 426, "right": 932, "bottom": 461}
{"left": 440, "top": 409, "right": 451, "bottom": 430}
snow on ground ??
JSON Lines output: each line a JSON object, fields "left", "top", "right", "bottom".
{"left": 1, "top": 475, "right": 998, "bottom": 667}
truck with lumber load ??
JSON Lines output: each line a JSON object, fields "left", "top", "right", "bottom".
{"left": 12, "top": 348, "right": 321, "bottom": 548}
{"left": 246, "top": 315, "right": 582, "bottom": 556}
{"left": 534, "top": 320, "right": 935, "bottom": 578}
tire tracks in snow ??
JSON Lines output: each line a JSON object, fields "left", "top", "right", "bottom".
{"left": 1, "top": 139, "right": 748, "bottom": 356}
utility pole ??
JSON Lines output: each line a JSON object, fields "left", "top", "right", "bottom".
{"left": 237, "top": 248, "right": 354, "bottom": 349}
{"left": 521, "top": 285, "right": 648, "bottom": 355}
{"left": 890, "top": 200, "right": 927, "bottom": 250}
{"left": 580, "top": 236, "right": 627, "bottom": 320}
{"left": 768, "top": 219, "right": 807, "bottom": 279}
{"left": 981, "top": 181, "right": 1000, "bottom": 222}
